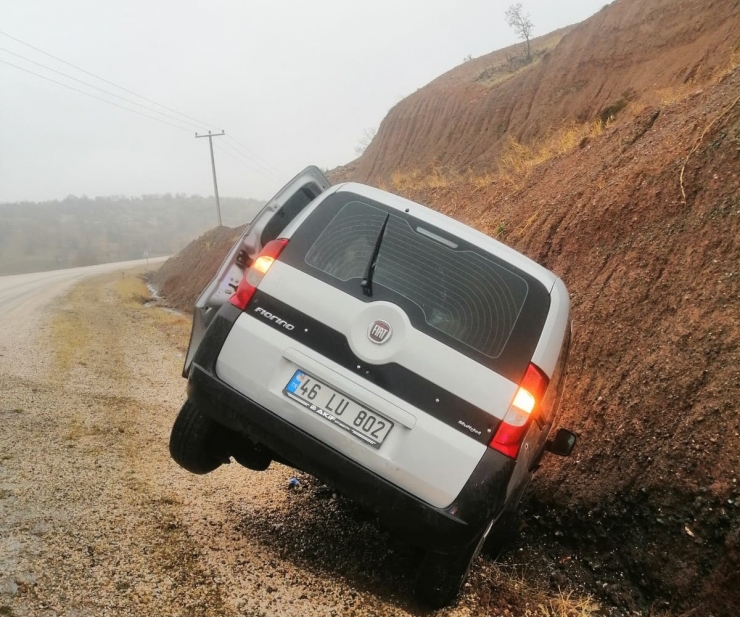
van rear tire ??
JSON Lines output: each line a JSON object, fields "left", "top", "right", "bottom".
{"left": 415, "top": 517, "right": 493, "bottom": 608}
{"left": 482, "top": 509, "right": 519, "bottom": 560}
{"left": 169, "top": 400, "right": 227, "bottom": 474}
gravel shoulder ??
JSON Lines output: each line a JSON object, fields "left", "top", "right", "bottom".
{"left": 0, "top": 271, "right": 598, "bottom": 617}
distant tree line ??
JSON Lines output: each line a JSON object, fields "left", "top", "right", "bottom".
{"left": 0, "top": 193, "right": 264, "bottom": 275}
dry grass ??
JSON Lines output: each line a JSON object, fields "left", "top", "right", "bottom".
{"left": 113, "top": 270, "right": 191, "bottom": 349}
{"left": 114, "top": 270, "right": 191, "bottom": 352}
{"left": 478, "top": 563, "right": 601, "bottom": 617}
{"left": 409, "top": 122, "right": 600, "bottom": 193}
{"left": 151, "top": 309, "right": 191, "bottom": 354}
{"left": 730, "top": 48, "right": 740, "bottom": 72}
{"left": 48, "top": 306, "right": 90, "bottom": 374}
{"left": 391, "top": 167, "right": 457, "bottom": 192}
{"left": 474, "top": 29, "right": 571, "bottom": 89}
{"left": 497, "top": 120, "right": 604, "bottom": 185}
{"left": 389, "top": 117, "right": 607, "bottom": 197}
{"left": 539, "top": 589, "right": 602, "bottom": 617}
{"left": 114, "top": 273, "right": 151, "bottom": 306}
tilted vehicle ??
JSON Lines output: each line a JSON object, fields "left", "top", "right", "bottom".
{"left": 170, "top": 166, "right": 576, "bottom": 607}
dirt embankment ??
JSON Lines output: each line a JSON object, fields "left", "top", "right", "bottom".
{"left": 153, "top": 225, "right": 245, "bottom": 310}
{"left": 333, "top": 0, "right": 739, "bottom": 185}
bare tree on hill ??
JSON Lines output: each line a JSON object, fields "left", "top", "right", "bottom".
{"left": 505, "top": 3, "right": 534, "bottom": 63}
{"left": 355, "top": 126, "right": 378, "bottom": 157}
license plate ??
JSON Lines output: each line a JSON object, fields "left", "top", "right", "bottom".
{"left": 284, "top": 370, "right": 394, "bottom": 448}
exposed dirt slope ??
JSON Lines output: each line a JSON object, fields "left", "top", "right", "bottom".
{"left": 333, "top": 0, "right": 739, "bottom": 185}
{"left": 153, "top": 225, "right": 245, "bottom": 311}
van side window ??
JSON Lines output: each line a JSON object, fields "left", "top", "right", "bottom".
{"left": 261, "top": 184, "right": 321, "bottom": 246}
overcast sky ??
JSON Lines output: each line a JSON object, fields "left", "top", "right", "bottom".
{"left": 1, "top": 0, "right": 607, "bottom": 203}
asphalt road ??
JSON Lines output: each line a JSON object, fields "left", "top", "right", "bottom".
{"left": 0, "top": 258, "right": 168, "bottom": 319}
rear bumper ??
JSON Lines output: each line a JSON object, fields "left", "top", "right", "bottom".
{"left": 187, "top": 303, "right": 516, "bottom": 553}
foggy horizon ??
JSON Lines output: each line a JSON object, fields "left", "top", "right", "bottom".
{"left": 1, "top": 0, "right": 609, "bottom": 204}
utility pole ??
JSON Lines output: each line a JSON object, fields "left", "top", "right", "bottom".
{"left": 195, "top": 130, "right": 226, "bottom": 226}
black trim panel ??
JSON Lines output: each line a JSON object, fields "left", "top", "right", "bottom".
{"left": 246, "top": 290, "right": 502, "bottom": 445}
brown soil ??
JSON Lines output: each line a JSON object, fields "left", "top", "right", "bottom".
{"left": 153, "top": 1, "right": 740, "bottom": 614}
{"left": 153, "top": 225, "right": 245, "bottom": 311}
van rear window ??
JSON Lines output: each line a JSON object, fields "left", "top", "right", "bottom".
{"left": 280, "top": 192, "right": 550, "bottom": 380}
{"left": 305, "top": 201, "right": 528, "bottom": 359}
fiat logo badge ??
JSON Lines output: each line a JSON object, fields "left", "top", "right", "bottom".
{"left": 368, "top": 320, "right": 392, "bottom": 344}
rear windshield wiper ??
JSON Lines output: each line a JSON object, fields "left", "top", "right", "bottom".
{"left": 361, "top": 213, "right": 390, "bottom": 297}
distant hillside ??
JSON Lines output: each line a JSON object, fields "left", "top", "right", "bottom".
{"left": 0, "top": 194, "right": 264, "bottom": 275}
{"left": 334, "top": 0, "right": 739, "bottom": 184}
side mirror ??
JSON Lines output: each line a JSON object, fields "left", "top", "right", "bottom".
{"left": 545, "top": 428, "right": 576, "bottom": 457}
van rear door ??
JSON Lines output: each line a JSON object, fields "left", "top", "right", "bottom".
{"left": 183, "top": 166, "right": 331, "bottom": 377}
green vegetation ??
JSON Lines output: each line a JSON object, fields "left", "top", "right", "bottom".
{"left": 0, "top": 193, "right": 263, "bottom": 275}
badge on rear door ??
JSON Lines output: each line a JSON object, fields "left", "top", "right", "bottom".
{"left": 368, "top": 319, "right": 392, "bottom": 344}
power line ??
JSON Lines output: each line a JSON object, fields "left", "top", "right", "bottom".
{"left": 3, "top": 57, "right": 284, "bottom": 184}
{"left": 0, "top": 47, "right": 208, "bottom": 132}
{"left": 0, "top": 59, "right": 193, "bottom": 132}
{"left": 214, "top": 144, "right": 283, "bottom": 183}
{"left": 0, "top": 29, "right": 219, "bottom": 131}
{"left": 222, "top": 144, "right": 284, "bottom": 182}
{"left": 0, "top": 29, "right": 289, "bottom": 185}
{"left": 225, "top": 134, "right": 285, "bottom": 178}
{"left": 213, "top": 143, "right": 283, "bottom": 183}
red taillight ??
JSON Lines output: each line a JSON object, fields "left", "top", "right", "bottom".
{"left": 490, "top": 363, "right": 549, "bottom": 459}
{"left": 229, "top": 238, "right": 289, "bottom": 310}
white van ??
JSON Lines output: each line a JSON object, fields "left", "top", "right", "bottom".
{"left": 170, "top": 166, "right": 576, "bottom": 607}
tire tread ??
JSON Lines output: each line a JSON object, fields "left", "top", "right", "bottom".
{"left": 169, "top": 400, "right": 223, "bottom": 474}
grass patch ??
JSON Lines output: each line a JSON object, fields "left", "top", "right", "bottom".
{"left": 147, "top": 309, "right": 191, "bottom": 354}
{"left": 49, "top": 308, "right": 90, "bottom": 374}
{"left": 390, "top": 116, "right": 607, "bottom": 197}
{"left": 478, "top": 563, "right": 601, "bottom": 616}
{"left": 497, "top": 120, "right": 604, "bottom": 185}
{"left": 112, "top": 269, "right": 189, "bottom": 350}
{"left": 113, "top": 274, "right": 151, "bottom": 306}
{"left": 474, "top": 29, "right": 570, "bottom": 88}
{"left": 64, "top": 413, "right": 107, "bottom": 442}
{"left": 391, "top": 167, "right": 456, "bottom": 192}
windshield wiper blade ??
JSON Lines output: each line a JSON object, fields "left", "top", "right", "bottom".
{"left": 361, "top": 213, "right": 390, "bottom": 297}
